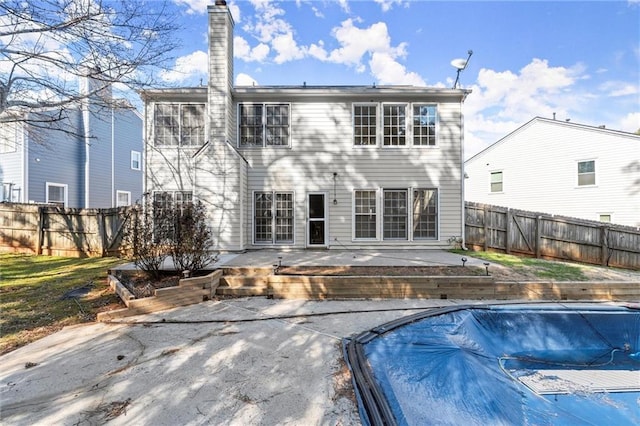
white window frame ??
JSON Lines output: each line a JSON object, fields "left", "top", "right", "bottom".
{"left": 577, "top": 159, "right": 596, "bottom": 187}
{"left": 382, "top": 103, "right": 408, "bottom": 147}
{"left": 131, "top": 151, "right": 141, "bottom": 170}
{"left": 598, "top": 213, "right": 612, "bottom": 223}
{"left": 353, "top": 103, "right": 378, "bottom": 146}
{"left": 412, "top": 104, "right": 438, "bottom": 147}
{"left": 412, "top": 188, "right": 439, "bottom": 240}
{"left": 46, "top": 182, "right": 68, "bottom": 207}
{"left": 490, "top": 170, "right": 504, "bottom": 193}
{"left": 383, "top": 189, "right": 409, "bottom": 240}
{"left": 154, "top": 103, "right": 206, "bottom": 147}
{"left": 238, "top": 103, "right": 291, "bottom": 148}
{"left": 116, "top": 191, "right": 131, "bottom": 207}
{"left": 352, "top": 189, "right": 379, "bottom": 241}
{"left": 252, "top": 191, "right": 295, "bottom": 245}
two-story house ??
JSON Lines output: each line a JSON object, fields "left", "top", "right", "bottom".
{"left": 0, "top": 77, "right": 143, "bottom": 209}
{"left": 464, "top": 117, "right": 640, "bottom": 227}
{"left": 140, "top": 1, "right": 470, "bottom": 252}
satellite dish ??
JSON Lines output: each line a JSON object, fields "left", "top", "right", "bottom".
{"left": 451, "top": 58, "right": 468, "bottom": 70}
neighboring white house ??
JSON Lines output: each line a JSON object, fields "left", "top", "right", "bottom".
{"left": 464, "top": 117, "right": 640, "bottom": 227}
{"left": 140, "top": 1, "right": 470, "bottom": 252}
{"left": 0, "top": 79, "right": 143, "bottom": 209}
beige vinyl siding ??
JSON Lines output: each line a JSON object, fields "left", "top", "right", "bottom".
{"left": 238, "top": 98, "right": 463, "bottom": 249}
{"left": 464, "top": 118, "right": 640, "bottom": 227}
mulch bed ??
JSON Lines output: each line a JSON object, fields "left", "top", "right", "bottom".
{"left": 113, "top": 270, "right": 181, "bottom": 298}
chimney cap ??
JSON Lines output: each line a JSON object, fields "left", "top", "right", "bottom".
{"left": 215, "top": 0, "right": 227, "bottom": 5}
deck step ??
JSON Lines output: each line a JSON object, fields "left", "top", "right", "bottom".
{"left": 216, "top": 285, "right": 269, "bottom": 297}
{"left": 221, "top": 276, "right": 269, "bottom": 288}
{"left": 222, "top": 267, "right": 273, "bottom": 277}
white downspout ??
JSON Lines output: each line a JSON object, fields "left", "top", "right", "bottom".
{"left": 84, "top": 108, "right": 90, "bottom": 208}
{"left": 460, "top": 94, "right": 468, "bottom": 250}
{"left": 111, "top": 107, "right": 115, "bottom": 207}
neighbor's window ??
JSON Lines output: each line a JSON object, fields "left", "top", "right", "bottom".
{"left": 383, "top": 189, "right": 408, "bottom": 240}
{"left": 383, "top": 104, "right": 406, "bottom": 146}
{"left": 239, "top": 103, "right": 290, "bottom": 147}
{"left": 353, "top": 104, "right": 377, "bottom": 146}
{"left": 599, "top": 214, "right": 611, "bottom": 223}
{"left": 116, "top": 191, "right": 131, "bottom": 207}
{"left": 154, "top": 103, "right": 205, "bottom": 147}
{"left": 578, "top": 160, "right": 595, "bottom": 186}
{"left": 131, "top": 151, "right": 141, "bottom": 170}
{"left": 413, "top": 105, "right": 437, "bottom": 146}
{"left": 254, "top": 191, "right": 294, "bottom": 244}
{"left": 490, "top": 171, "right": 503, "bottom": 193}
{"left": 413, "top": 189, "right": 438, "bottom": 239}
{"left": 354, "top": 190, "right": 377, "bottom": 239}
{"left": 46, "top": 182, "right": 67, "bottom": 207}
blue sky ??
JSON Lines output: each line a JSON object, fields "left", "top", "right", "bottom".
{"left": 162, "top": 0, "right": 640, "bottom": 157}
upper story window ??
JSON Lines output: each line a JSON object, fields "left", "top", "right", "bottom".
{"left": 354, "top": 104, "right": 377, "bottom": 146}
{"left": 154, "top": 103, "right": 205, "bottom": 147}
{"left": 577, "top": 160, "right": 595, "bottom": 186}
{"left": 383, "top": 104, "right": 406, "bottom": 146}
{"left": 239, "top": 103, "right": 290, "bottom": 147}
{"left": 354, "top": 103, "right": 438, "bottom": 147}
{"left": 490, "top": 171, "right": 503, "bottom": 192}
{"left": 412, "top": 105, "right": 437, "bottom": 146}
{"left": 131, "top": 151, "right": 141, "bottom": 170}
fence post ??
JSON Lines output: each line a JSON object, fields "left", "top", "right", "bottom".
{"left": 35, "top": 206, "right": 44, "bottom": 255}
{"left": 600, "top": 226, "right": 609, "bottom": 266}
{"left": 535, "top": 216, "right": 542, "bottom": 258}
{"left": 98, "top": 211, "right": 106, "bottom": 257}
{"left": 483, "top": 205, "right": 489, "bottom": 251}
{"left": 505, "top": 208, "right": 511, "bottom": 254}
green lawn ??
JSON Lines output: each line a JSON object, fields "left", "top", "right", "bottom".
{"left": 451, "top": 250, "right": 588, "bottom": 281}
{"left": 0, "top": 254, "right": 126, "bottom": 355}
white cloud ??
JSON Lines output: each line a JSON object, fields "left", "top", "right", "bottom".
{"left": 236, "top": 73, "right": 258, "bottom": 86}
{"left": 617, "top": 112, "right": 640, "bottom": 132}
{"left": 159, "top": 50, "right": 208, "bottom": 82}
{"left": 373, "top": 0, "right": 409, "bottom": 12}
{"left": 272, "top": 32, "right": 305, "bottom": 64}
{"left": 234, "top": 36, "right": 270, "bottom": 62}
{"left": 463, "top": 59, "right": 588, "bottom": 158}
{"left": 369, "top": 52, "right": 425, "bottom": 86}
{"left": 599, "top": 81, "right": 639, "bottom": 97}
{"left": 173, "top": 0, "right": 209, "bottom": 14}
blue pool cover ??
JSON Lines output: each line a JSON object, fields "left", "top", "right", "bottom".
{"left": 345, "top": 304, "right": 640, "bottom": 425}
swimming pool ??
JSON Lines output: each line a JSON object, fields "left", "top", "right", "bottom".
{"left": 345, "top": 303, "right": 640, "bottom": 425}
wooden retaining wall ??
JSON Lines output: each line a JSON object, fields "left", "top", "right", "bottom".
{"left": 97, "top": 270, "right": 223, "bottom": 321}
{"left": 268, "top": 275, "right": 639, "bottom": 301}
{"left": 465, "top": 202, "right": 640, "bottom": 270}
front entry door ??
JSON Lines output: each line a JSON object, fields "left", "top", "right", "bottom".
{"left": 307, "top": 193, "right": 327, "bottom": 247}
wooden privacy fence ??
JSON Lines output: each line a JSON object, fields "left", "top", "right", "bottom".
{"left": 0, "top": 203, "right": 129, "bottom": 257}
{"left": 465, "top": 202, "right": 640, "bottom": 270}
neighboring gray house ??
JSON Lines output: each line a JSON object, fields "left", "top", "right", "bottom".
{"left": 465, "top": 117, "right": 640, "bottom": 227}
{"left": 141, "top": 1, "right": 470, "bottom": 252}
{"left": 0, "top": 79, "right": 143, "bottom": 208}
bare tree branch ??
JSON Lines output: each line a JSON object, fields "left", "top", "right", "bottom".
{"left": 0, "top": 0, "right": 180, "bottom": 137}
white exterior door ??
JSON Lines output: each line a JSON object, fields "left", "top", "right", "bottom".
{"left": 307, "top": 193, "right": 327, "bottom": 247}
